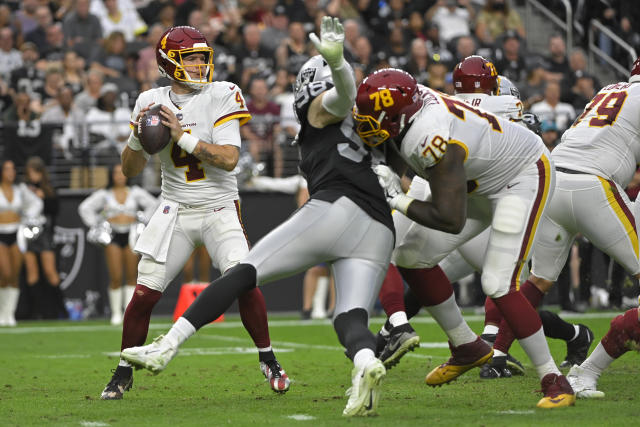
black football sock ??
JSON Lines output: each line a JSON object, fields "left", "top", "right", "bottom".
{"left": 539, "top": 309, "right": 576, "bottom": 341}
{"left": 258, "top": 349, "right": 276, "bottom": 363}
{"left": 404, "top": 288, "right": 422, "bottom": 320}
{"left": 183, "top": 263, "right": 257, "bottom": 330}
{"left": 334, "top": 308, "right": 375, "bottom": 360}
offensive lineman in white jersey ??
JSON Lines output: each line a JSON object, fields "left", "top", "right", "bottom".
{"left": 548, "top": 58, "right": 640, "bottom": 398}
{"left": 100, "top": 26, "right": 289, "bottom": 400}
{"left": 354, "top": 68, "right": 576, "bottom": 408}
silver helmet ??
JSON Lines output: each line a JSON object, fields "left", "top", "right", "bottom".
{"left": 293, "top": 55, "right": 333, "bottom": 94}
{"left": 496, "top": 75, "right": 521, "bottom": 99}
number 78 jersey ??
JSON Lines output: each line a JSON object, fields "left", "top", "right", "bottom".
{"left": 400, "top": 86, "right": 545, "bottom": 195}
{"left": 552, "top": 82, "right": 640, "bottom": 188}
{"left": 132, "top": 82, "right": 251, "bottom": 206}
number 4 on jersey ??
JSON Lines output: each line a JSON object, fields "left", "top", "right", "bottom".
{"left": 171, "top": 130, "right": 205, "bottom": 182}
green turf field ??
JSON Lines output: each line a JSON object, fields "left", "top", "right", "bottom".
{"left": 1, "top": 311, "right": 639, "bottom": 426}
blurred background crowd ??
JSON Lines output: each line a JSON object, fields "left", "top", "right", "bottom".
{"left": 0, "top": 0, "right": 639, "bottom": 322}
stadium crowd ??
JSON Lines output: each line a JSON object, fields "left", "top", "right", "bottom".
{"left": 0, "top": 0, "right": 639, "bottom": 324}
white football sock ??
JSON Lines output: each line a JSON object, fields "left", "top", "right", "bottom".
{"left": 165, "top": 316, "right": 196, "bottom": 347}
{"left": 518, "top": 328, "right": 560, "bottom": 378}
{"left": 482, "top": 324, "right": 499, "bottom": 336}
{"left": 389, "top": 311, "right": 408, "bottom": 328}
{"left": 108, "top": 288, "right": 123, "bottom": 319}
{"left": 581, "top": 342, "right": 614, "bottom": 379}
{"left": 5, "top": 287, "right": 19, "bottom": 325}
{"left": 258, "top": 346, "right": 273, "bottom": 353}
{"left": 353, "top": 348, "right": 376, "bottom": 371}
{"left": 426, "top": 294, "right": 476, "bottom": 347}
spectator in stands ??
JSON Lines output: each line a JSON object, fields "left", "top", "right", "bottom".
{"left": 90, "top": 31, "right": 128, "bottom": 82}
{"left": 616, "top": 15, "right": 640, "bottom": 66}
{"left": 62, "top": 0, "right": 103, "bottom": 62}
{"left": 384, "top": 26, "right": 410, "bottom": 70}
{"left": 135, "top": 24, "right": 164, "bottom": 89}
{"left": 233, "top": 23, "right": 275, "bottom": 90}
{"left": 352, "top": 36, "right": 375, "bottom": 75}
{"left": 0, "top": 159, "right": 42, "bottom": 326}
{"left": 0, "top": 75, "right": 12, "bottom": 114}
{"left": 85, "top": 82, "right": 131, "bottom": 155}
{"left": 0, "top": 27, "right": 23, "bottom": 81}
{"left": 567, "top": 48, "right": 600, "bottom": 92}
{"left": 9, "top": 42, "right": 45, "bottom": 100}
{"left": 543, "top": 33, "right": 570, "bottom": 83}
{"left": 62, "top": 50, "right": 85, "bottom": 95}
{"left": 92, "top": 0, "right": 148, "bottom": 42}
{"left": 3, "top": 90, "right": 38, "bottom": 123}
{"left": 33, "top": 64, "right": 65, "bottom": 115}
{"left": 287, "top": 0, "right": 321, "bottom": 33}
{"left": 426, "top": 0, "right": 475, "bottom": 46}
{"left": 406, "top": 38, "right": 430, "bottom": 85}
{"left": 74, "top": 69, "right": 104, "bottom": 114}
{"left": 78, "top": 164, "right": 157, "bottom": 325}
{"left": 428, "top": 60, "right": 449, "bottom": 92}
{"left": 241, "top": 77, "right": 282, "bottom": 177}
{"left": 530, "top": 80, "right": 576, "bottom": 133}
{"left": 275, "top": 21, "right": 310, "bottom": 78}
{"left": 404, "top": 10, "right": 428, "bottom": 42}
{"left": 539, "top": 119, "right": 559, "bottom": 151}
{"left": 24, "top": 5, "right": 52, "bottom": 51}
{"left": 494, "top": 30, "right": 528, "bottom": 85}
{"left": 260, "top": 3, "right": 290, "bottom": 52}
{"left": 569, "top": 75, "right": 597, "bottom": 111}
{"left": 23, "top": 156, "right": 67, "bottom": 320}
{"left": 341, "top": 18, "right": 360, "bottom": 62}
{"left": 475, "top": 0, "right": 525, "bottom": 47}
{"left": 453, "top": 34, "right": 477, "bottom": 64}
{"left": 156, "top": 2, "right": 177, "bottom": 30}
{"left": 520, "top": 59, "right": 546, "bottom": 109}
{"left": 41, "top": 85, "right": 83, "bottom": 157}
{"left": 40, "top": 22, "right": 66, "bottom": 62}
{"left": 14, "top": 0, "right": 39, "bottom": 38}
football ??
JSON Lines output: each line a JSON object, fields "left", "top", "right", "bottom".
{"left": 138, "top": 104, "right": 172, "bottom": 154}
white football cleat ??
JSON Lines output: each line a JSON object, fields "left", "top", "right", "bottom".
{"left": 567, "top": 365, "right": 605, "bottom": 398}
{"left": 121, "top": 334, "right": 178, "bottom": 374}
{"left": 343, "top": 358, "right": 386, "bottom": 417}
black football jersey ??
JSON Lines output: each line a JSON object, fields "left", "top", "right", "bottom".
{"left": 294, "top": 81, "right": 394, "bottom": 233}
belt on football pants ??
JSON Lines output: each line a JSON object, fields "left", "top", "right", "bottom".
{"left": 556, "top": 167, "right": 589, "bottom": 175}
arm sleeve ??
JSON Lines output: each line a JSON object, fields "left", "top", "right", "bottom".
{"left": 249, "top": 175, "right": 305, "bottom": 194}
{"left": 20, "top": 184, "right": 44, "bottom": 219}
{"left": 78, "top": 190, "right": 106, "bottom": 227}
{"left": 320, "top": 61, "right": 356, "bottom": 118}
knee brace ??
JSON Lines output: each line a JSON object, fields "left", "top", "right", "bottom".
{"left": 137, "top": 256, "right": 166, "bottom": 292}
{"left": 482, "top": 195, "right": 528, "bottom": 298}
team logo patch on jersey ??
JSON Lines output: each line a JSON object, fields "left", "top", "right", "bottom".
{"left": 176, "top": 113, "right": 183, "bottom": 120}
{"left": 163, "top": 205, "right": 170, "bottom": 214}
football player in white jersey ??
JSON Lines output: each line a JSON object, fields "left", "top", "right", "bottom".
{"left": 100, "top": 26, "right": 289, "bottom": 400}
{"left": 354, "top": 68, "right": 576, "bottom": 408}
{"left": 554, "top": 58, "right": 640, "bottom": 399}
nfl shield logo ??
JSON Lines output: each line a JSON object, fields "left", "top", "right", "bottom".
{"left": 176, "top": 113, "right": 183, "bottom": 120}
{"left": 147, "top": 114, "right": 160, "bottom": 126}
{"left": 163, "top": 205, "right": 170, "bottom": 214}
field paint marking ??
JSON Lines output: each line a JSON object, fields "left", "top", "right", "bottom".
{"left": 0, "top": 310, "right": 620, "bottom": 335}
{"left": 286, "top": 414, "right": 316, "bottom": 421}
{"left": 80, "top": 422, "right": 110, "bottom": 427}
{"left": 36, "top": 354, "right": 91, "bottom": 359}
{"left": 496, "top": 410, "right": 535, "bottom": 415}
{"left": 102, "top": 347, "right": 295, "bottom": 358}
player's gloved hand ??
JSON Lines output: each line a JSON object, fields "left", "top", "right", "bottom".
{"left": 309, "top": 16, "right": 345, "bottom": 69}
{"left": 522, "top": 112, "right": 542, "bottom": 136}
{"left": 373, "top": 165, "right": 414, "bottom": 215}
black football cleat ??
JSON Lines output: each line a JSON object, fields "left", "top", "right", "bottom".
{"left": 479, "top": 355, "right": 512, "bottom": 379}
{"left": 378, "top": 323, "right": 420, "bottom": 369}
{"left": 100, "top": 366, "right": 133, "bottom": 400}
{"left": 560, "top": 324, "right": 594, "bottom": 368}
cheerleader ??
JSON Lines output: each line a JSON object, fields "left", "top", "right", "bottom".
{"left": 78, "top": 164, "right": 157, "bottom": 325}
{"left": 0, "top": 159, "right": 43, "bottom": 326}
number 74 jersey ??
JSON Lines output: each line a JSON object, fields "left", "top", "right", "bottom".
{"left": 400, "top": 85, "right": 545, "bottom": 196}
{"left": 552, "top": 82, "right": 640, "bottom": 188}
{"left": 131, "top": 82, "right": 251, "bottom": 207}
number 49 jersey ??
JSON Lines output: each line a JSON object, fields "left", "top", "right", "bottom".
{"left": 132, "top": 82, "right": 251, "bottom": 206}
{"left": 552, "top": 82, "right": 640, "bottom": 188}
{"left": 400, "top": 86, "right": 545, "bottom": 196}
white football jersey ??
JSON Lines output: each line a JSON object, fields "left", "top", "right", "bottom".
{"left": 455, "top": 92, "right": 523, "bottom": 122}
{"left": 400, "top": 86, "right": 545, "bottom": 195}
{"left": 552, "top": 81, "right": 640, "bottom": 188}
{"left": 132, "top": 82, "right": 251, "bottom": 206}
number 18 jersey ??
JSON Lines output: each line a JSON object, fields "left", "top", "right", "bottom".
{"left": 552, "top": 82, "right": 640, "bottom": 188}
{"left": 131, "top": 82, "right": 251, "bottom": 206}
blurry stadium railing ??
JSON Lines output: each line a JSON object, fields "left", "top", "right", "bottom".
{"left": 588, "top": 19, "right": 637, "bottom": 79}
{"left": 525, "top": 0, "right": 573, "bottom": 54}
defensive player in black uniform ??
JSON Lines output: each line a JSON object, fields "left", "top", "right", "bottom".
{"left": 120, "top": 17, "right": 395, "bottom": 417}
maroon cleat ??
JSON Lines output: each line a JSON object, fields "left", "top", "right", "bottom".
{"left": 537, "top": 373, "right": 576, "bottom": 408}
{"left": 425, "top": 337, "right": 493, "bottom": 386}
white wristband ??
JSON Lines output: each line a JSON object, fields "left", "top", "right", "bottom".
{"left": 127, "top": 133, "right": 143, "bottom": 151}
{"left": 177, "top": 132, "right": 199, "bottom": 154}
{"left": 390, "top": 194, "right": 414, "bottom": 215}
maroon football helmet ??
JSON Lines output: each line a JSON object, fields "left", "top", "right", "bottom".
{"left": 630, "top": 56, "right": 640, "bottom": 83}
{"left": 453, "top": 55, "right": 498, "bottom": 95}
{"left": 353, "top": 69, "right": 423, "bottom": 147}
{"left": 156, "top": 26, "right": 214, "bottom": 88}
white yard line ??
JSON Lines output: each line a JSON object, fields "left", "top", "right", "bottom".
{"left": 286, "top": 414, "right": 316, "bottom": 421}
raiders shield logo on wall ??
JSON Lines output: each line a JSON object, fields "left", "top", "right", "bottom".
{"left": 53, "top": 226, "right": 85, "bottom": 291}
